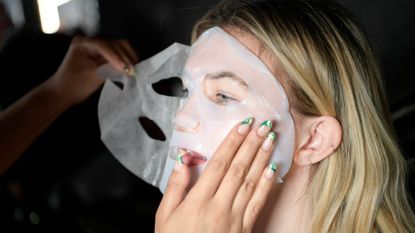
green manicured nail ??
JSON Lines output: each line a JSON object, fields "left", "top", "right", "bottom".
{"left": 267, "top": 132, "right": 277, "bottom": 141}
{"left": 269, "top": 162, "right": 278, "bottom": 172}
{"left": 176, "top": 153, "right": 184, "bottom": 164}
{"left": 260, "top": 120, "right": 273, "bottom": 129}
{"left": 240, "top": 116, "right": 254, "bottom": 125}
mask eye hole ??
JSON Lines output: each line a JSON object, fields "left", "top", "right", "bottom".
{"left": 182, "top": 87, "right": 189, "bottom": 98}
{"left": 152, "top": 77, "right": 187, "bottom": 98}
{"left": 112, "top": 80, "right": 124, "bottom": 90}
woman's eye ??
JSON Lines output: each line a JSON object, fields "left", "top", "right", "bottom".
{"left": 214, "top": 92, "right": 237, "bottom": 105}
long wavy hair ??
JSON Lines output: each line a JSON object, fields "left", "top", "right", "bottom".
{"left": 191, "top": 0, "right": 415, "bottom": 232}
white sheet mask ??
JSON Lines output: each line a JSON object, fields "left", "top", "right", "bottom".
{"left": 97, "top": 43, "right": 189, "bottom": 188}
{"left": 159, "top": 27, "right": 295, "bottom": 190}
{"left": 98, "top": 27, "right": 295, "bottom": 193}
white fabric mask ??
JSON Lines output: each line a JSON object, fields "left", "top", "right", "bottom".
{"left": 98, "top": 27, "right": 295, "bottom": 193}
{"left": 159, "top": 27, "right": 295, "bottom": 191}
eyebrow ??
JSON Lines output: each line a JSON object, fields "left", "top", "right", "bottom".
{"left": 206, "top": 71, "right": 248, "bottom": 88}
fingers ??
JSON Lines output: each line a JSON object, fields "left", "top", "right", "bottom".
{"left": 188, "top": 117, "right": 252, "bottom": 200}
{"left": 73, "top": 36, "right": 138, "bottom": 76}
{"left": 81, "top": 37, "right": 125, "bottom": 70}
{"left": 232, "top": 131, "right": 277, "bottom": 212}
{"left": 156, "top": 117, "right": 279, "bottom": 233}
{"left": 110, "top": 40, "right": 137, "bottom": 75}
{"left": 114, "top": 40, "right": 139, "bottom": 64}
{"left": 214, "top": 120, "right": 274, "bottom": 205}
{"left": 243, "top": 164, "right": 278, "bottom": 231}
{"left": 156, "top": 157, "right": 191, "bottom": 222}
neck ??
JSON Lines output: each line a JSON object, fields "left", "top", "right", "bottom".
{"left": 253, "top": 165, "right": 312, "bottom": 233}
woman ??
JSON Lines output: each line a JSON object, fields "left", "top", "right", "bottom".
{"left": 156, "top": 0, "right": 415, "bottom": 232}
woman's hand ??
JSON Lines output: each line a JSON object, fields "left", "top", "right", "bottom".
{"left": 46, "top": 36, "right": 138, "bottom": 107}
{"left": 156, "top": 119, "right": 278, "bottom": 233}
{"left": 0, "top": 36, "right": 138, "bottom": 175}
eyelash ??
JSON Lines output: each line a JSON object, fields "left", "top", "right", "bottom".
{"left": 213, "top": 92, "right": 237, "bottom": 105}
{"left": 182, "top": 87, "right": 237, "bottom": 105}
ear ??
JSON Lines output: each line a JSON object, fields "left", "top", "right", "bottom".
{"left": 294, "top": 116, "right": 342, "bottom": 166}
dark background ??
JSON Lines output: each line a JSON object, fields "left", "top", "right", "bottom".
{"left": 0, "top": 0, "right": 414, "bottom": 232}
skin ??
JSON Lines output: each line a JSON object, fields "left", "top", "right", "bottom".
{"left": 0, "top": 27, "right": 342, "bottom": 232}
{"left": 0, "top": 36, "right": 138, "bottom": 175}
{"left": 156, "top": 120, "right": 279, "bottom": 233}
{"left": 157, "top": 27, "right": 342, "bottom": 233}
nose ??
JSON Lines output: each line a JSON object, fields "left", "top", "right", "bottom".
{"left": 174, "top": 96, "right": 200, "bottom": 133}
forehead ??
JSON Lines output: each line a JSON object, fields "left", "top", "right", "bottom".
{"left": 223, "top": 27, "right": 292, "bottom": 101}
{"left": 185, "top": 27, "right": 276, "bottom": 85}
{"left": 183, "top": 26, "right": 290, "bottom": 114}
{"left": 223, "top": 27, "right": 275, "bottom": 71}
{"left": 191, "top": 26, "right": 278, "bottom": 75}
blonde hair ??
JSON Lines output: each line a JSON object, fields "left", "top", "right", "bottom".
{"left": 192, "top": 0, "right": 415, "bottom": 232}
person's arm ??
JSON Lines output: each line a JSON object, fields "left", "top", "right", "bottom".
{"left": 0, "top": 36, "right": 138, "bottom": 175}
{"left": 0, "top": 78, "right": 71, "bottom": 174}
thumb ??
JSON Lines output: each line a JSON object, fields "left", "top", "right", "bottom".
{"left": 157, "top": 155, "right": 191, "bottom": 220}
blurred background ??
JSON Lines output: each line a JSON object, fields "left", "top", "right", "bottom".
{"left": 0, "top": 0, "right": 414, "bottom": 232}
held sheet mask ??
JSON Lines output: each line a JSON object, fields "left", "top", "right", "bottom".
{"left": 98, "top": 26, "right": 295, "bottom": 193}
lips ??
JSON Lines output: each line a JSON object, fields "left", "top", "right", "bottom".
{"left": 178, "top": 148, "right": 207, "bottom": 167}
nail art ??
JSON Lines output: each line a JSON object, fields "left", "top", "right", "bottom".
{"left": 265, "top": 162, "right": 278, "bottom": 179}
{"left": 238, "top": 116, "right": 253, "bottom": 134}
{"left": 268, "top": 131, "right": 276, "bottom": 141}
{"left": 240, "top": 116, "right": 254, "bottom": 125}
{"left": 174, "top": 153, "right": 184, "bottom": 172}
{"left": 176, "top": 153, "right": 184, "bottom": 165}
{"left": 257, "top": 120, "right": 272, "bottom": 137}
{"left": 260, "top": 120, "right": 273, "bottom": 129}
{"left": 269, "top": 162, "right": 278, "bottom": 172}
{"left": 262, "top": 132, "right": 276, "bottom": 151}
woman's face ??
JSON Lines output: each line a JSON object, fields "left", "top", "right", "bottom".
{"left": 168, "top": 27, "right": 295, "bottom": 185}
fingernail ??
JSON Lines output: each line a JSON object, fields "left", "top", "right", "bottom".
{"left": 265, "top": 162, "right": 277, "bottom": 179}
{"left": 123, "top": 64, "right": 129, "bottom": 73}
{"left": 238, "top": 116, "right": 253, "bottom": 134}
{"left": 262, "top": 132, "right": 276, "bottom": 151}
{"left": 257, "top": 120, "right": 272, "bottom": 137}
{"left": 123, "top": 64, "right": 135, "bottom": 77}
{"left": 128, "top": 66, "right": 136, "bottom": 76}
{"left": 174, "top": 153, "right": 183, "bottom": 172}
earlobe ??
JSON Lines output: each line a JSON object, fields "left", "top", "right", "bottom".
{"left": 294, "top": 116, "right": 342, "bottom": 166}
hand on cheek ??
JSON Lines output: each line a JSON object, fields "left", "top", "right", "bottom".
{"left": 156, "top": 117, "right": 279, "bottom": 233}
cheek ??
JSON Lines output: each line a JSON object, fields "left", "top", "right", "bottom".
{"left": 197, "top": 111, "right": 246, "bottom": 156}
{"left": 198, "top": 106, "right": 275, "bottom": 151}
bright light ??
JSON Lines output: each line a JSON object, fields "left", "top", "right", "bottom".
{"left": 56, "top": 0, "right": 72, "bottom": 5}
{"left": 37, "top": 0, "right": 72, "bottom": 34}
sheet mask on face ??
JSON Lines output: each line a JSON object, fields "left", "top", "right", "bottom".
{"left": 159, "top": 27, "right": 295, "bottom": 190}
{"left": 97, "top": 26, "right": 295, "bottom": 193}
